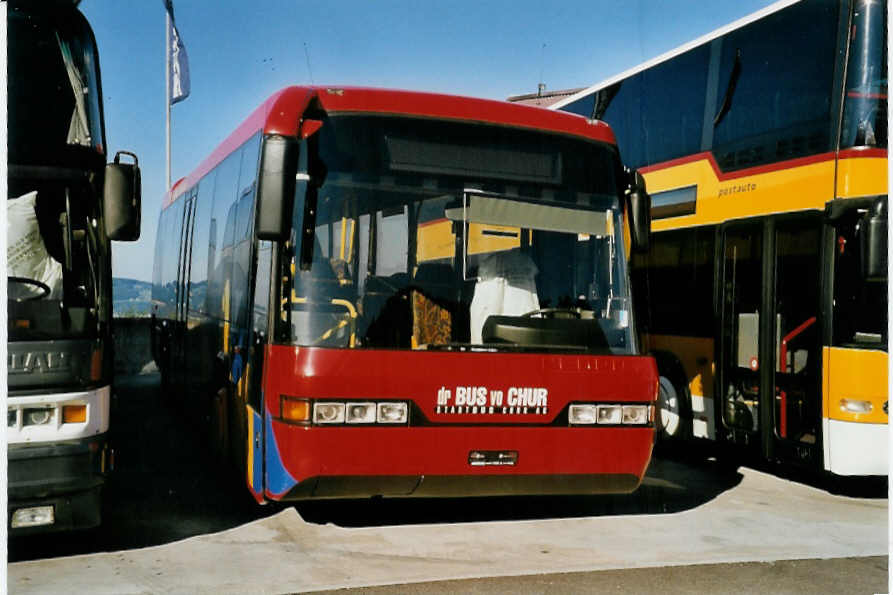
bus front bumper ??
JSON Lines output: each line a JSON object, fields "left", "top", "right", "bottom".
{"left": 8, "top": 435, "right": 107, "bottom": 534}
{"left": 824, "top": 418, "right": 888, "bottom": 476}
{"left": 265, "top": 422, "right": 655, "bottom": 500}
{"left": 279, "top": 472, "right": 643, "bottom": 500}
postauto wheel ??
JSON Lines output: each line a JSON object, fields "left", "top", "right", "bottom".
{"left": 658, "top": 375, "right": 682, "bottom": 440}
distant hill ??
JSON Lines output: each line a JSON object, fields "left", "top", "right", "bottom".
{"left": 113, "top": 278, "right": 152, "bottom": 317}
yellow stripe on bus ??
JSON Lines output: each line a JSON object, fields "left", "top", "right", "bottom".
{"left": 823, "top": 346, "right": 888, "bottom": 424}
{"left": 246, "top": 404, "right": 254, "bottom": 489}
{"left": 836, "top": 156, "right": 888, "bottom": 198}
{"left": 647, "top": 157, "right": 836, "bottom": 232}
{"left": 642, "top": 153, "right": 888, "bottom": 233}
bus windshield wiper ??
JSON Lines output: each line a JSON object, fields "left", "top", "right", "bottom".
{"left": 714, "top": 48, "right": 742, "bottom": 127}
{"left": 423, "top": 342, "right": 592, "bottom": 354}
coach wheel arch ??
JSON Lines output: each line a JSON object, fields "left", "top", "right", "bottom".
{"left": 652, "top": 351, "right": 692, "bottom": 443}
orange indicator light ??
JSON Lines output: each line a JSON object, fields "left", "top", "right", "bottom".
{"left": 281, "top": 397, "right": 310, "bottom": 423}
{"left": 62, "top": 405, "right": 87, "bottom": 424}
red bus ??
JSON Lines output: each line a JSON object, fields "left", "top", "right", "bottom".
{"left": 151, "top": 86, "right": 658, "bottom": 502}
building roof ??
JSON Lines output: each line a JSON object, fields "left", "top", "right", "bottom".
{"left": 507, "top": 87, "right": 585, "bottom": 108}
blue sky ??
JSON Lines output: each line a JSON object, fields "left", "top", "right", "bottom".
{"left": 81, "top": 0, "right": 777, "bottom": 281}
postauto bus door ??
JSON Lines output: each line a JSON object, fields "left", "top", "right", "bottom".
{"left": 719, "top": 223, "right": 765, "bottom": 449}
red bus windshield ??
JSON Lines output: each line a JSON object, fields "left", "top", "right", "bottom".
{"left": 279, "top": 114, "right": 635, "bottom": 354}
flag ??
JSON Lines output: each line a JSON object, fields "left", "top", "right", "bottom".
{"left": 164, "top": 0, "right": 190, "bottom": 105}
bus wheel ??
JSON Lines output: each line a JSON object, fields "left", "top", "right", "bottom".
{"left": 655, "top": 359, "right": 691, "bottom": 445}
{"left": 658, "top": 375, "right": 682, "bottom": 438}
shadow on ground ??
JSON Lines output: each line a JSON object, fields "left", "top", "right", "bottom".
{"left": 10, "top": 373, "right": 881, "bottom": 560}
{"left": 8, "top": 373, "right": 281, "bottom": 563}
{"left": 295, "top": 451, "right": 745, "bottom": 528}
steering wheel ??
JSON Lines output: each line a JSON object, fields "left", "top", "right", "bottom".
{"left": 8, "top": 277, "right": 51, "bottom": 302}
{"left": 522, "top": 308, "right": 581, "bottom": 319}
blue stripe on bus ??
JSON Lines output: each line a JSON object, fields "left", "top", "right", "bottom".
{"left": 264, "top": 415, "right": 298, "bottom": 498}
{"left": 250, "top": 408, "right": 264, "bottom": 496}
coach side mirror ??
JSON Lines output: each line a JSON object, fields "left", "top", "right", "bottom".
{"left": 104, "top": 151, "right": 141, "bottom": 241}
{"left": 861, "top": 198, "right": 887, "bottom": 281}
{"left": 256, "top": 135, "right": 299, "bottom": 241}
{"left": 627, "top": 169, "right": 651, "bottom": 253}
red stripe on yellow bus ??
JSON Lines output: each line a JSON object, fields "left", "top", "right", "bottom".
{"left": 643, "top": 152, "right": 887, "bottom": 231}
{"left": 639, "top": 150, "right": 838, "bottom": 182}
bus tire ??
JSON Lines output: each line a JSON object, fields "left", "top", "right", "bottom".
{"left": 654, "top": 354, "right": 692, "bottom": 445}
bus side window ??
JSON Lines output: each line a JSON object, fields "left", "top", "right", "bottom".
{"left": 231, "top": 188, "right": 256, "bottom": 336}
{"left": 208, "top": 149, "right": 243, "bottom": 319}
{"left": 189, "top": 169, "right": 217, "bottom": 315}
{"left": 222, "top": 202, "right": 237, "bottom": 249}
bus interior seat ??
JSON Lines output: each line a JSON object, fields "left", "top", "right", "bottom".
{"left": 7, "top": 190, "right": 64, "bottom": 300}
{"left": 359, "top": 273, "right": 411, "bottom": 347}
{"left": 410, "top": 263, "right": 458, "bottom": 347}
{"left": 469, "top": 249, "right": 540, "bottom": 344}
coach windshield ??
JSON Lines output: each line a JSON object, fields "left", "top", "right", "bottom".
{"left": 7, "top": 5, "right": 107, "bottom": 342}
{"left": 841, "top": 0, "right": 887, "bottom": 149}
{"left": 8, "top": 5, "right": 105, "bottom": 167}
{"left": 280, "top": 115, "right": 636, "bottom": 354}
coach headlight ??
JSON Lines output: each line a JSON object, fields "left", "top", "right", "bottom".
{"left": 840, "top": 399, "right": 873, "bottom": 414}
{"left": 10, "top": 506, "right": 55, "bottom": 529}
{"left": 24, "top": 407, "right": 54, "bottom": 427}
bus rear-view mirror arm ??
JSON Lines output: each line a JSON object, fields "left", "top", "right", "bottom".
{"left": 104, "top": 150, "right": 142, "bottom": 242}
{"left": 256, "top": 135, "right": 300, "bottom": 242}
{"left": 627, "top": 169, "right": 651, "bottom": 253}
{"left": 861, "top": 197, "right": 887, "bottom": 282}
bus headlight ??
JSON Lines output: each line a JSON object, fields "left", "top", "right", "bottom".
{"left": 840, "top": 399, "right": 873, "bottom": 414}
{"left": 622, "top": 405, "right": 649, "bottom": 425}
{"left": 24, "top": 407, "right": 54, "bottom": 427}
{"left": 10, "top": 506, "right": 55, "bottom": 529}
{"left": 569, "top": 404, "right": 597, "bottom": 425}
{"left": 568, "top": 403, "right": 652, "bottom": 426}
{"left": 596, "top": 405, "right": 623, "bottom": 425}
{"left": 377, "top": 402, "right": 408, "bottom": 424}
{"left": 346, "top": 402, "right": 377, "bottom": 424}
{"left": 313, "top": 402, "right": 345, "bottom": 424}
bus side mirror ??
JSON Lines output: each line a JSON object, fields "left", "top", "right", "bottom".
{"left": 256, "top": 135, "right": 299, "bottom": 241}
{"left": 104, "top": 151, "right": 141, "bottom": 241}
{"left": 627, "top": 169, "right": 651, "bottom": 253}
{"left": 861, "top": 198, "right": 887, "bottom": 281}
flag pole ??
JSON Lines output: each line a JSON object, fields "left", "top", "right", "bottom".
{"left": 165, "top": 7, "right": 171, "bottom": 192}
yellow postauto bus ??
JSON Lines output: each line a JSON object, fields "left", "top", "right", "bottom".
{"left": 553, "top": 0, "right": 887, "bottom": 476}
